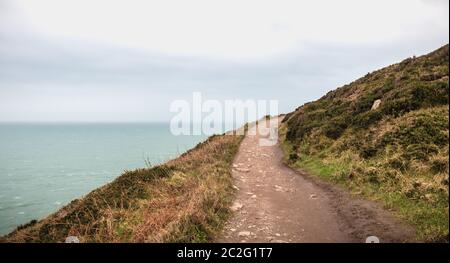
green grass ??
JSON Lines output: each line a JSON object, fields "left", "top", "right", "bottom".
{"left": 280, "top": 125, "right": 449, "bottom": 242}
{"left": 294, "top": 155, "right": 349, "bottom": 182}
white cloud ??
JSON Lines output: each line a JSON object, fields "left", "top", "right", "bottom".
{"left": 6, "top": 0, "right": 449, "bottom": 59}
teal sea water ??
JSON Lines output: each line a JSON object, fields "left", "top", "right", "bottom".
{"left": 0, "top": 123, "right": 206, "bottom": 235}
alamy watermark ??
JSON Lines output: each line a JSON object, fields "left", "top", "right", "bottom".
{"left": 170, "top": 92, "right": 279, "bottom": 146}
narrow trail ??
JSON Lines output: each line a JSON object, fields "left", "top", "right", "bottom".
{"left": 218, "top": 117, "right": 416, "bottom": 243}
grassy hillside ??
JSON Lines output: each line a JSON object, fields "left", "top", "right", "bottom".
{"left": 280, "top": 44, "right": 449, "bottom": 242}
{"left": 1, "top": 132, "right": 245, "bottom": 242}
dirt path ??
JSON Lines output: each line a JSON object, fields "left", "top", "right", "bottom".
{"left": 218, "top": 117, "right": 416, "bottom": 243}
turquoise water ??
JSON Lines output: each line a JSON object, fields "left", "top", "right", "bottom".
{"left": 0, "top": 123, "right": 206, "bottom": 235}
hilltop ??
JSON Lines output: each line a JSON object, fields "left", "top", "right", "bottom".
{"left": 280, "top": 44, "right": 449, "bottom": 242}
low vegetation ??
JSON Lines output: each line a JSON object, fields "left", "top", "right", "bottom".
{"left": 1, "top": 132, "right": 245, "bottom": 242}
{"left": 281, "top": 44, "right": 449, "bottom": 242}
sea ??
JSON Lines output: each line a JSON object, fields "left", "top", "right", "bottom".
{"left": 0, "top": 123, "right": 206, "bottom": 235}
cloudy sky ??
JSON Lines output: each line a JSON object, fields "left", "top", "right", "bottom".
{"left": 0, "top": 0, "right": 448, "bottom": 122}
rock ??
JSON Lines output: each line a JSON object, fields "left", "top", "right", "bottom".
{"left": 234, "top": 167, "right": 250, "bottom": 173}
{"left": 272, "top": 240, "right": 287, "bottom": 243}
{"left": 275, "top": 185, "right": 284, "bottom": 192}
{"left": 371, "top": 99, "right": 381, "bottom": 110}
{"left": 251, "top": 195, "right": 257, "bottom": 198}
{"left": 230, "top": 228, "right": 236, "bottom": 232}
{"left": 275, "top": 233, "right": 281, "bottom": 237}
{"left": 309, "top": 194, "right": 317, "bottom": 199}
{"left": 238, "top": 231, "right": 252, "bottom": 237}
{"left": 65, "top": 236, "right": 80, "bottom": 243}
{"left": 231, "top": 202, "right": 243, "bottom": 211}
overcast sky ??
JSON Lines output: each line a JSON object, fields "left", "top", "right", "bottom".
{"left": 0, "top": 0, "right": 448, "bottom": 122}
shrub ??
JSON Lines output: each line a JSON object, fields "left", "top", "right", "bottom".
{"left": 352, "top": 110, "right": 383, "bottom": 129}
{"left": 430, "top": 155, "right": 449, "bottom": 174}
{"left": 411, "top": 82, "right": 449, "bottom": 107}
{"left": 403, "top": 144, "right": 439, "bottom": 161}
{"left": 289, "top": 153, "right": 299, "bottom": 163}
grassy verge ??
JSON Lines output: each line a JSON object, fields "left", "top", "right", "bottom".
{"left": 1, "top": 132, "right": 245, "bottom": 243}
{"left": 279, "top": 123, "right": 449, "bottom": 242}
